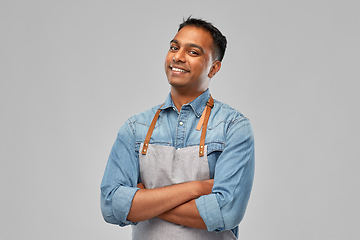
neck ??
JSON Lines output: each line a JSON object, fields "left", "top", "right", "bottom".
{"left": 170, "top": 88, "right": 207, "bottom": 111}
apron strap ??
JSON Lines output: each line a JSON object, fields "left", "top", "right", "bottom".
{"left": 142, "top": 105, "right": 163, "bottom": 155}
{"left": 142, "top": 95, "right": 214, "bottom": 157}
{"left": 199, "top": 95, "right": 214, "bottom": 156}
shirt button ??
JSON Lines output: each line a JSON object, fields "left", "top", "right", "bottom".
{"left": 179, "top": 121, "right": 184, "bottom": 126}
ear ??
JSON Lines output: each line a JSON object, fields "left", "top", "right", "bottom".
{"left": 208, "top": 60, "right": 221, "bottom": 78}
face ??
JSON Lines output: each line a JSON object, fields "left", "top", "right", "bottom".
{"left": 164, "top": 26, "right": 220, "bottom": 95}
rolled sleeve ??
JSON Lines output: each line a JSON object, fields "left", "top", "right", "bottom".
{"left": 196, "top": 194, "right": 225, "bottom": 232}
{"left": 111, "top": 186, "right": 139, "bottom": 224}
{"left": 197, "top": 117, "right": 255, "bottom": 232}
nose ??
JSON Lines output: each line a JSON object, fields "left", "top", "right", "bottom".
{"left": 173, "top": 49, "right": 186, "bottom": 63}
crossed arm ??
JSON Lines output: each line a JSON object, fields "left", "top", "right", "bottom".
{"left": 126, "top": 179, "right": 214, "bottom": 229}
{"left": 101, "top": 117, "right": 254, "bottom": 231}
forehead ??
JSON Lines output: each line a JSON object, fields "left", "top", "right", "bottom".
{"left": 172, "top": 26, "right": 213, "bottom": 51}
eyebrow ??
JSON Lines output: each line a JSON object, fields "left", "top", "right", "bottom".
{"left": 170, "top": 39, "right": 205, "bottom": 54}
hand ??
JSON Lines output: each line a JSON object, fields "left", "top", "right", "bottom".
{"left": 137, "top": 183, "right": 145, "bottom": 189}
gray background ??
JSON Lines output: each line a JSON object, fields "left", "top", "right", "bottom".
{"left": 1, "top": 0, "right": 359, "bottom": 239}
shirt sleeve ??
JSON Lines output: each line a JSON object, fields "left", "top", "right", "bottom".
{"left": 196, "top": 117, "right": 255, "bottom": 232}
{"left": 100, "top": 120, "right": 140, "bottom": 226}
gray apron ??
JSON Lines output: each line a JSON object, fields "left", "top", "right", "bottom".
{"left": 132, "top": 96, "right": 237, "bottom": 240}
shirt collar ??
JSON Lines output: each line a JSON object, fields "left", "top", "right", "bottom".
{"left": 160, "top": 89, "right": 211, "bottom": 118}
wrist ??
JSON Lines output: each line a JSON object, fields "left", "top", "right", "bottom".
{"left": 191, "top": 180, "right": 210, "bottom": 198}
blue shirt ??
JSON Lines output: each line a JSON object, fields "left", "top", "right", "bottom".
{"left": 100, "top": 89, "right": 255, "bottom": 237}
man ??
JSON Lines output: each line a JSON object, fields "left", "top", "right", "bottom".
{"left": 101, "top": 17, "right": 254, "bottom": 240}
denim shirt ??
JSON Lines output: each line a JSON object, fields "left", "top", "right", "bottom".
{"left": 100, "top": 89, "right": 255, "bottom": 237}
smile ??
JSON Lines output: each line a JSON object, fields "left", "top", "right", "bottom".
{"left": 170, "top": 66, "right": 189, "bottom": 73}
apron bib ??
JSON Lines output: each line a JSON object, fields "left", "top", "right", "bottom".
{"left": 132, "top": 96, "right": 237, "bottom": 240}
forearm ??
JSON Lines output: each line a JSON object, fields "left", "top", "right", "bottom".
{"left": 158, "top": 199, "right": 207, "bottom": 229}
{"left": 127, "top": 180, "right": 210, "bottom": 222}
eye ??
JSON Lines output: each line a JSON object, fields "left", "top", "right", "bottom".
{"left": 189, "top": 50, "right": 199, "bottom": 55}
{"left": 170, "top": 46, "right": 179, "bottom": 51}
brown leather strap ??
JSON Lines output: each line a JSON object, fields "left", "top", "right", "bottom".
{"left": 196, "top": 107, "right": 207, "bottom": 131}
{"left": 199, "top": 95, "right": 214, "bottom": 156}
{"left": 141, "top": 105, "right": 163, "bottom": 155}
{"left": 142, "top": 96, "right": 214, "bottom": 156}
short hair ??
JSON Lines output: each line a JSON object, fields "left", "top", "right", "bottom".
{"left": 178, "top": 17, "right": 227, "bottom": 62}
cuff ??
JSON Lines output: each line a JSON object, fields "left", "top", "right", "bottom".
{"left": 195, "top": 194, "right": 225, "bottom": 232}
{"left": 112, "top": 186, "right": 139, "bottom": 226}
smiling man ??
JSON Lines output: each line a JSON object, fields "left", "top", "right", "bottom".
{"left": 101, "top": 17, "right": 255, "bottom": 240}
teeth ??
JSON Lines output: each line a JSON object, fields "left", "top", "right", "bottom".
{"left": 172, "top": 67, "right": 187, "bottom": 73}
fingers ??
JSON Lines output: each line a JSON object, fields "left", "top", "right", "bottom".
{"left": 137, "top": 183, "right": 145, "bottom": 189}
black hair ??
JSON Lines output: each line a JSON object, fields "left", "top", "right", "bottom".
{"left": 178, "top": 17, "right": 227, "bottom": 62}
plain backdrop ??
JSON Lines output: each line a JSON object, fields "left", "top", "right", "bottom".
{"left": 1, "top": 1, "right": 359, "bottom": 239}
